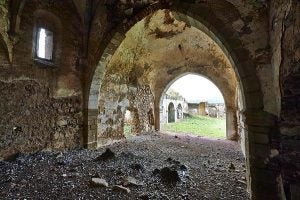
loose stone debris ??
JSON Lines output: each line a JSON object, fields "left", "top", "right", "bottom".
{"left": 0, "top": 133, "right": 249, "bottom": 199}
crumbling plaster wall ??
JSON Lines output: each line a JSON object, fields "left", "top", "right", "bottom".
{"left": 0, "top": 0, "right": 83, "bottom": 158}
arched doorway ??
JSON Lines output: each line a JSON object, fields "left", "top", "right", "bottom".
{"left": 159, "top": 73, "right": 238, "bottom": 140}
{"left": 168, "top": 102, "right": 175, "bottom": 123}
{"left": 124, "top": 107, "right": 140, "bottom": 137}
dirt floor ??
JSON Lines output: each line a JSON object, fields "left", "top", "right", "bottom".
{"left": 0, "top": 133, "right": 249, "bottom": 200}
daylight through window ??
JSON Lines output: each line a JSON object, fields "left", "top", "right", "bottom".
{"left": 37, "top": 28, "right": 53, "bottom": 60}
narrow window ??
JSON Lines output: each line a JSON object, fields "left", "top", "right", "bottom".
{"left": 36, "top": 28, "right": 53, "bottom": 60}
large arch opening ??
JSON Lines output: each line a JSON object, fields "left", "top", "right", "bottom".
{"left": 85, "top": 3, "right": 274, "bottom": 198}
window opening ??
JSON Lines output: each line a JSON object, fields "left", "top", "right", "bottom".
{"left": 37, "top": 28, "right": 53, "bottom": 60}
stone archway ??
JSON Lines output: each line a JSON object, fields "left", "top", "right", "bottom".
{"left": 158, "top": 73, "right": 238, "bottom": 141}
{"left": 168, "top": 102, "right": 175, "bottom": 123}
{"left": 85, "top": 3, "right": 279, "bottom": 198}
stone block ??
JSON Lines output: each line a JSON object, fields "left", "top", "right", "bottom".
{"left": 244, "top": 111, "right": 276, "bottom": 127}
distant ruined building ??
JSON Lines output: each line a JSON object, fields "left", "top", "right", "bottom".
{"left": 160, "top": 92, "right": 188, "bottom": 124}
{"left": 188, "top": 101, "right": 226, "bottom": 118}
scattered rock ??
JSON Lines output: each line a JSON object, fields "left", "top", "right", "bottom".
{"left": 56, "top": 160, "right": 68, "bottom": 166}
{"left": 160, "top": 167, "right": 181, "bottom": 183}
{"left": 0, "top": 134, "right": 248, "bottom": 199}
{"left": 180, "top": 164, "right": 188, "bottom": 171}
{"left": 123, "top": 176, "right": 143, "bottom": 187}
{"left": 95, "top": 148, "right": 115, "bottom": 161}
{"left": 55, "top": 152, "right": 63, "bottom": 159}
{"left": 166, "top": 157, "right": 180, "bottom": 165}
{"left": 90, "top": 178, "right": 109, "bottom": 187}
{"left": 229, "top": 163, "right": 235, "bottom": 171}
{"left": 139, "top": 193, "right": 150, "bottom": 200}
{"left": 115, "top": 168, "right": 125, "bottom": 175}
{"left": 113, "top": 185, "right": 131, "bottom": 193}
{"left": 57, "top": 119, "right": 68, "bottom": 126}
{"left": 161, "top": 193, "right": 170, "bottom": 199}
{"left": 130, "top": 163, "right": 145, "bottom": 171}
{"left": 152, "top": 168, "right": 160, "bottom": 175}
{"left": 120, "top": 151, "right": 136, "bottom": 159}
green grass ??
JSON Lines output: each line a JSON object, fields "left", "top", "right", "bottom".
{"left": 161, "top": 115, "right": 226, "bottom": 139}
{"left": 124, "top": 124, "right": 132, "bottom": 138}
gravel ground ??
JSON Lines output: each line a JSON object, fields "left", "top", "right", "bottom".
{"left": 0, "top": 133, "right": 250, "bottom": 200}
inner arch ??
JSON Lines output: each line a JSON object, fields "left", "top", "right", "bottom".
{"left": 159, "top": 73, "right": 238, "bottom": 140}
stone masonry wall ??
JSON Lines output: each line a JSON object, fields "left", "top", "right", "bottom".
{"left": 270, "top": 1, "right": 300, "bottom": 199}
{"left": 128, "top": 85, "right": 155, "bottom": 133}
{"left": 97, "top": 73, "right": 154, "bottom": 141}
{"left": 0, "top": 0, "right": 83, "bottom": 158}
{"left": 0, "top": 80, "right": 82, "bottom": 157}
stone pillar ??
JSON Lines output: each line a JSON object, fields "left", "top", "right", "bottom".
{"left": 243, "top": 110, "right": 285, "bottom": 200}
{"left": 154, "top": 98, "right": 160, "bottom": 131}
{"left": 226, "top": 107, "right": 237, "bottom": 140}
{"left": 199, "top": 102, "right": 206, "bottom": 115}
{"left": 87, "top": 109, "right": 98, "bottom": 149}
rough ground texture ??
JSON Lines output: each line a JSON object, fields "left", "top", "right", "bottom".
{"left": 0, "top": 133, "right": 249, "bottom": 200}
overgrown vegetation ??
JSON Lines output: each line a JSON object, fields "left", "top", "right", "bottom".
{"left": 161, "top": 115, "right": 226, "bottom": 139}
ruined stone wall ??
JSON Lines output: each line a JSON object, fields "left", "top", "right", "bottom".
{"left": 128, "top": 85, "right": 155, "bottom": 133}
{"left": 270, "top": 0, "right": 300, "bottom": 199}
{"left": 0, "top": 80, "right": 81, "bottom": 156}
{"left": 0, "top": 0, "right": 83, "bottom": 158}
{"left": 97, "top": 76, "right": 154, "bottom": 142}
